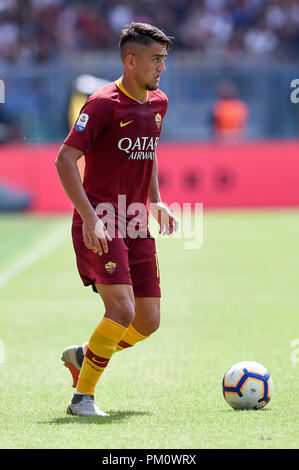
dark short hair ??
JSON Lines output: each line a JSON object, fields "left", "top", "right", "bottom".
{"left": 119, "top": 22, "right": 173, "bottom": 54}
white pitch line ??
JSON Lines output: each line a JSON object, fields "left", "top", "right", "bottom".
{"left": 0, "top": 219, "right": 70, "bottom": 289}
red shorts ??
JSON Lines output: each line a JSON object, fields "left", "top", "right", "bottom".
{"left": 71, "top": 223, "right": 161, "bottom": 297}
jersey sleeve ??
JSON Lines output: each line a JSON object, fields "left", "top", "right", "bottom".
{"left": 63, "top": 95, "right": 114, "bottom": 155}
{"left": 161, "top": 94, "right": 168, "bottom": 119}
{"left": 154, "top": 89, "right": 168, "bottom": 119}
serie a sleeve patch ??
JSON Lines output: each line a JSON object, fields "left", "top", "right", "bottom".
{"left": 75, "top": 113, "right": 89, "bottom": 131}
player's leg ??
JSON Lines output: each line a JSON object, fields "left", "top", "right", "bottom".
{"left": 67, "top": 283, "right": 135, "bottom": 416}
{"left": 62, "top": 232, "right": 161, "bottom": 393}
{"left": 115, "top": 236, "right": 161, "bottom": 352}
{"left": 75, "top": 283, "right": 135, "bottom": 393}
{"left": 115, "top": 296, "right": 160, "bottom": 351}
{"left": 65, "top": 224, "right": 135, "bottom": 416}
{"left": 63, "top": 296, "right": 160, "bottom": 381}
{"left": 62, "top": 297, "right": 160, "bottom": 387}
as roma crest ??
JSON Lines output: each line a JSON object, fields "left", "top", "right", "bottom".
{"left": 105, "top": 261, "right": 116, "bottom": 274}
{"left": 155, "top": 113, "right": 162, "bottom": 130}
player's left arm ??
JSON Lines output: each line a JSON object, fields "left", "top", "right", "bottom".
{"left": 149, "top": 153, "right": 179, "bottom": 236}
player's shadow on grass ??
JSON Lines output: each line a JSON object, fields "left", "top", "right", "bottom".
{"left": 42, "top": 410, "right": 151, "bottom": 425}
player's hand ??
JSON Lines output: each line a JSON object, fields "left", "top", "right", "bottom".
{"left": 82, "top": 215, "right": 112, "bottom": 255}
{"left": 150, "top": 202, "right": 179, "bottom": 236}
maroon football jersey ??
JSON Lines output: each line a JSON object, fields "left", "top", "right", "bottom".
{"left": 64, "top": 78, "right": 168, "bottom": 224}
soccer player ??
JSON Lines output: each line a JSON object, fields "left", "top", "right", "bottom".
{"left": 55, "top": 22, "right": 178, "bottom": 417}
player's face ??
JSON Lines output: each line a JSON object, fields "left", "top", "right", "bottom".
{"left": 134, "top": 42, "right": 167, "bottom": 91}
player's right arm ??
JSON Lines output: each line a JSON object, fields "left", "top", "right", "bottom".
{"left": 55, "top": 143, "right": 111, "bottom": 255}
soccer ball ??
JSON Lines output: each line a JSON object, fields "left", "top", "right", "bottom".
{"left": 222, "top": 361, "right": 273, "bottom": 410}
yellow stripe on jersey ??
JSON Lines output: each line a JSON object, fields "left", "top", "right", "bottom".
{"left": 155, "top": 253, "right": 160, "bottom": 278}
{"left": 115, "top": 76, "right": 149, "bottom": 104}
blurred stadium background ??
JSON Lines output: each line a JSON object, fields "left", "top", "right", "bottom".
{"left": 0, "top": 0, "right": 299, "bottom": 212}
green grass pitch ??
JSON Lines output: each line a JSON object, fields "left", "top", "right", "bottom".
{"left": 0, "top": 210, "right": 299, "bottom": 449}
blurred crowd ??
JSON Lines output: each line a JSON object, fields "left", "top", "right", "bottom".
{"left": 0, "top": 0, "right": 299, "bottom": 64}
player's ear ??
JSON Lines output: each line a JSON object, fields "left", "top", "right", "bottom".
{"left": 125, "top": 53, "right": 136, "bottom": 70}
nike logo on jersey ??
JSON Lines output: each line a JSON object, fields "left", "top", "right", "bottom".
{"left": 120, "top": 120, "right": 133, "bottom": 127}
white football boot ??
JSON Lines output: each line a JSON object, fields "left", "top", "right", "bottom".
{"left": 67, "top": 394, "right": 109, "bottom": 417}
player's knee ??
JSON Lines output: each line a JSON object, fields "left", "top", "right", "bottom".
{"left": 153, "top": 310, "right": 161, "bottom": 333}
{"left": 106, "top": 297, "right": 135, "bottom": 327}
{"left": 147, "top": 304, "right": 160, "bottom": 334}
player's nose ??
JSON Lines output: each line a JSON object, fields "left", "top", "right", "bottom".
{"left": 157, "top": 60, "right": 166, "bottom": 73}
